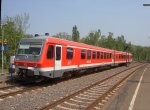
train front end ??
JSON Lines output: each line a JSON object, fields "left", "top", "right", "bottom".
{"left": 14, "top": 37, "right": 46, "bottom": 81}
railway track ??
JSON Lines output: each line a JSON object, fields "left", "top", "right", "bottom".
{"left": 0, "top": 63, "right": 143, "bottom": 103}
{"left": 0, "top": 81, "right": 51, "bottom": 99}
{"left": 0, "top": 74, "right": 77, "bottom": 99}
{"left": 40, "top": 63, "right": 146, "bottom": 110}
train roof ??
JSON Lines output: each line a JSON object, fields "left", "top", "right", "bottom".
{"left": 21, "top": 36, "right": 131, "bottom": 55}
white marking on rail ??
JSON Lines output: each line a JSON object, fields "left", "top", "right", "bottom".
{"left": 105, "top": 96, "right": 109, "bottom": 100}
{"left": 90, "top": 87, "right": 104, "bottom": 91}
{"left": 87, "top": 90, "right": 105, "bottom": 94}
{"left": 0, "top": 98, "right": 3, "bottom": 101}
{"left": 57, "top": 105, "right": 77, "bottom": 110}
{"left": 17, "top": 94, "right": 22, "bottom": 96}
{"left": 87, "top": 88, "right": 104, "bottom": 92}
{"left": 7, "top": 89, "right": 16, "bottom": 92}
{"left": 98, "top": 103, "right": 103, "bottom": 106}
{"left": 84, "top": 92, "right": 102, "bottom": 96}
{"left": 0, "top": 91, "right": 9, "bottom": 93}
{"left": 70, "top": 98, "right": 90, "bottom": 103}
{"left": 64, "top": 101, "right": 86, "bottom": 107}
{"left": 24, "top": 92, "right": 29, "bottom": 94}
{"left": 128, "top": 65, "right": 149, "bottom": 110}
{"left": 80, "top": 93, "right": 97, "bottom": 98}
{"left": 75, "top": 96, "right": 95, "bottom": 100}
{"left": 107, "top": 94, "right": 111, "bottom": 97}
{"left": 8, "top": 96, "right": 13, "bottom": 98}
{"left": 102, "top": 99, "right": 107, "bottom": 103}
{"left": 94, "top": 106, "right": 101, "bottom": 110}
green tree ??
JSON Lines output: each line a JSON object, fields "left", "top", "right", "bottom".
{"left": 81, "top": 29, "right": 101, "bottom": 46}
{"left": 81, "top": 28, "right": 150, "bottom": 62}
{"left": 105, "top": 32, "right": 116, "bottom": 49}
{"left": 0, "top": 13, "right": 30, "bottom": 69}
{"left": 115, "top": 35, "right": 126, "bottom": 51}
{"left": 72, "top": 25, "right": 80, "bottom": 42}
{"left": 53, "top": 32, "right": 72, "bottom": 40}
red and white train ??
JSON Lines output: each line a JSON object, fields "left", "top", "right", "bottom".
{"left": 14, "top": 34, "right": 132, "bottom": 80}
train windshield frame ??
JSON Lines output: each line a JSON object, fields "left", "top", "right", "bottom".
{"left": 17, "top": 43, "right": 43, "bottom": 56}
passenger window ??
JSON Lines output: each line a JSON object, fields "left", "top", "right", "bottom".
{"left": 47, "top": 45, "right": 54, "bottom": 59}
{"left": 87, "top": 50, "right": 91, "bottom": 59}
{"left": 81, "top": 49, "right": 86, "bottom": 59}
{"left": 104, "top": 52, "right": 107, "bottom": 59}
{"left": 101, "top": 52, "right": 103, "bottom": 59}
{"left": 107, "top": 53, "right": 109, "bottom": 59}
{"left": 110, "top": 53, "right": 112, "bottom": 59}
{"left": 92, "top": 51, "right": 96, "bottom": 59}
{"left": 67, "top": 48, "right": 73, "bottom": 59}
{"left": 97, "top": 52, "right": 100, "bottom": 59}
{"left": 56, "top": 46, "right": 61, "bottom": 60}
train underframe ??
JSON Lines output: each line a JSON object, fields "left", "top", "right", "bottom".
{"left": 15, "top": 62, "right": 130, "bottom": 82}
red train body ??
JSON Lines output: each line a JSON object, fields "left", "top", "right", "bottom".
{"left": 14, "top": 36, "right": 132, "bottom": 79}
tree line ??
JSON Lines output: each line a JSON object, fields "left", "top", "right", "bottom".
{"left": 55, "top": 25, "right": 150, "bottom": 62}
{"left": 0, "top": 14, "right": 150, "bottom": 69}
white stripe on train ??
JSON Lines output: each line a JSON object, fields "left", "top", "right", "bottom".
{"left": 17, "top": 61, "right": 129, "bottom": 72}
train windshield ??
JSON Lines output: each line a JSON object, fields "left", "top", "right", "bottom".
{"left": 18, "top": 44, "right": 42, "bottom": 55}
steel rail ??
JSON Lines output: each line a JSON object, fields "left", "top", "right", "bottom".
{"left": 40, "top": 63, "right": 145, "bottom": 110}
{"left": 85, "top": 65, "right": 145, "bottom": 109}
{"left": 0, "top": 85, "right": 42, "bottom": 99}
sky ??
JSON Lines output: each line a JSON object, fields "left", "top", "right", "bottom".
{"left": 2, "top": 0, "right": 150, "bottom": 46}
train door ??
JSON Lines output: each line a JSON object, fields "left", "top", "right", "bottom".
{"left": 54, "top": 45, "right": 62, "bottom": 73}
{"left": 112, "top": 51, "right": 115, "bottom": 66}
{"left": 112, "top": 53, "right": 114, "bottom": 63}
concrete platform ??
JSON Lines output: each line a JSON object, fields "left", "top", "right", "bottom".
{"left": 104, "top": 64, "right": 150, "bottom": 110}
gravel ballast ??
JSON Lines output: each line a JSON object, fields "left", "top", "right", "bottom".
{"left": 0, "top": 63, "right": 139, "bottom": 110}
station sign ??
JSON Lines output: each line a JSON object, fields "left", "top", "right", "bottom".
{"left": 0, "top": 45, "right": 8, "bottom": 51}
{"left": 0, "top": 39, "right": 8, "bottom": 51}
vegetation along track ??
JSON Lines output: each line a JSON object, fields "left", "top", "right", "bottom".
{"left": 40, "top": 63, "right": 146, "bottom": 110}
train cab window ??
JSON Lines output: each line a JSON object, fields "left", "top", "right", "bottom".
{"left": 101, "top": 52, "right": 103, "bottom": 59}
{"left": 67, "top": 48, "right": 73, "bottom": 59}
{"left": 97, "top": 52, "right": 100, "bottom": 59}
{"left": 56, "top": 46, "right": 61, "bottom": 60}
{"left": 87, "top": 50, "right": 91, "bottom": 59}
{"left": 92, "top": 51, "right": 96, "bottom": 59}
{"left": 47, "top": 45, "right": 54, "bottom": 59}
{"left": 104, "top": 52, "right": 107, "bottom": 59}
{"left": 81, "top": 49, "right": 86, "bottom": 59}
